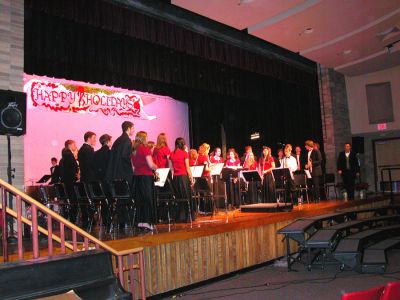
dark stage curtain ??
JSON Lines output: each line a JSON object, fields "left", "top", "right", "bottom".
{"left": 24, "top": 0, "right": 323, "bottom": 153}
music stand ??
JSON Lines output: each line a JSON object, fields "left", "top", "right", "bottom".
{"left": 272, "top": 168, "right": 291, "bottom": 204}
{"left": 241, "top": 170, "right": 262, "bottom": 182}
{"left": 154, "top": 168, "right": 170, "bottom": 187}
{"left": 210, "top": 163, "right": 224, "bottom": 176}
{"left": 242, "top": 171, "right": 261, "bottom": 204}
{"left": 36, "top": 175, "right": 51, "bottom": 184}
{"left": 190, "top": 165, "right": 204, "bottom": 178}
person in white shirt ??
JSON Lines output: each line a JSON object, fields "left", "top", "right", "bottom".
{"left": 282, "top": 144, "right": 297, "bottom": 179}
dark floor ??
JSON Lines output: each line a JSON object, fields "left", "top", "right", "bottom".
{"left": 162, "top": 249, "right": 400, "bottom": 300}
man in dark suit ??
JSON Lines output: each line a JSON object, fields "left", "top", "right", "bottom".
{"left": 305, "top": 140, "right": 322, "bottom": 202}
{"left": 337, "top": 143, "right": 360, "bottom": 200}
{"left": 49, "top": 157, "right": 61, "bottom": 184}
{"left": 60, "top": 140, "right": 79, "bottom": 223}
{"left": 106, "top": 121, "right": 135, "bottom": 229}
{"left": 94, "top": 134, "right": 112, "bottom": 181}
{"left": 294, "top": 146, "right": 306, "bottom": 171}
{"left": 78, "top": 131, "right": 97, "bottom": 183}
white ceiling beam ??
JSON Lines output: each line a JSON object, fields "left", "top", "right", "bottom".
{"left": 247, "top": 0, "right": 321, "bottom": 33}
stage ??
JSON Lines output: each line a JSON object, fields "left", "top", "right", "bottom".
{"left": 102, "top": 197, "right": 391, "bottom": 298}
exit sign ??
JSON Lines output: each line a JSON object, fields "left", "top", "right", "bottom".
{"left": 377, "top": 123, "right": 387, "bottom": 131}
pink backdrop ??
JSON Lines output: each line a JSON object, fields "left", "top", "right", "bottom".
{"left": 23, "top": 74, "right": 189, "bottom": 184}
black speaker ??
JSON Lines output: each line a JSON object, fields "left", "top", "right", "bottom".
{"left": 0, "top": 90, "right": 26, "bottom": 136}
{"left": 352, "top": 136, "right": 364, "bottom": 154}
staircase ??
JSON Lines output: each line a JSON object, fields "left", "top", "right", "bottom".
{"left": 0, "top": 178, "right": 146, "bottom": 299}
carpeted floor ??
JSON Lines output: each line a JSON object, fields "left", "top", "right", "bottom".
{"left": 164, "top": 249, "right": 400, "bottom": 300}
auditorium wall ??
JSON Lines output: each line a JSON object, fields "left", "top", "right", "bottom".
{"left": 0, "top": 0, "right": 24, "bottom": 189}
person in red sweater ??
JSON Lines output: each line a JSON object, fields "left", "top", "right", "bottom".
{"left": 210, "top": 147, "right": 224, "bottom": 164}
{"left": 152, "top": 133, "right": 171, "bottom": 168}
{"left": 131, "top": 131, "right": 158, "bottom": 231}
{"left": 169, "top": 137, "right": 195, "bottom": 222}
{"left": 259, "top": 146, "right": 276, "bottom": 203}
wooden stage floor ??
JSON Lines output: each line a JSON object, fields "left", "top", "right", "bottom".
{"left": 101, "top": 197, "right": 392, "bottom": 298}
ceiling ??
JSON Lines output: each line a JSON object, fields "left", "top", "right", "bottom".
{"left": 171, "top": 0, "right": 400, "bottom": 76}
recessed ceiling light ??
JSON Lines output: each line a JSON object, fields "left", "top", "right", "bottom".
{"left": 343, "top": 49, "right": 352, "bottom": 55}
{"left": 304, "top": 27, "right": 314, "bottom": 34}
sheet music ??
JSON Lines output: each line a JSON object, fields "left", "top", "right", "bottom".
{"left": 304, "top": 169, "right": 312, "bottom": 179}
{"left": 190, "top": 165, "right": 205, "bottom": 178}
{"left": 210, "top": 163, "right": 224, "bottom": 176}
{"left": 154, "top": 168, "right": 170, "bottom": 187}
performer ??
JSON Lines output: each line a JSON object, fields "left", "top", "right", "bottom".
{"left": 210, "top": 147, "right": 224, "bottom": 164}
{"left": 224, "top": 148, "right": 241, "bottom": 207}
{"left": 60, "top": 140, "right": 79, "bottom": 224}
{"left": 148, "top": 141, "right": 155, "bottom": 154}
{"left": 305, "top": 140, "right": 323, "bottom": 202}
{"left": 189, "top": 149, "right": 198, "bottom": 166}
{"left": 243, "top": 151, "right": 258, "bottom": 203}
{"left": 49, "top": 157, "right": 61, "bottom": 184}
{"left": 294, "top": 146, "right": 306, "bottom": 171}
{"left": 131, "top": 131, "right": 158, "bottom": 231}
{"left": 106, "top": 121, "right": 135, "bottom": 186}
{"left": 259, "top": 146, "right": 276, "bottom": 203}
{"left": 94, "top": 134, "right": 112, "bottom": 181}
{"left": 169, "top": 137, "right": 195, "bottom": 222}
{"left": 281, "top": 144, "right": 297, "bottom": 202}
{"left": 93, "top": 134, "right": 112, "bottom": 226}
{"left": 225, "top": 148, "right": 241, "bottom": 167}
{"left": 240, "top": 145, "right": 254, "bottom": 164}
{"left": 152, "top": 133, "right": 171, "bottom": 168}
{"left": 78, "top": 131, "right": 97, "bottom": 183}
{"left": 275, "top": 148, "right": 284, "bottom": 168}
{"left": 337, "top": 143, "right": 360, "bottom": 200}
{"left": 196, "top": 143, "right": 213, "bottom": 212}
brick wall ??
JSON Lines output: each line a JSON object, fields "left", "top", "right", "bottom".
{"left": 318, "top": 65, "right": 352, "bottom": 178}
{"left": 0, "top": 0, "right": 24, "bottom": 189}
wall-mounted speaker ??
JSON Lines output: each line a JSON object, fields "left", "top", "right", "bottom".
{"left": 0, "top": 90, "right": 26, "bottom": 136}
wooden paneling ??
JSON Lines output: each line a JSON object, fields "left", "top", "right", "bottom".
{"left": 113, "top": 198, "right": 390, "bottom": 298}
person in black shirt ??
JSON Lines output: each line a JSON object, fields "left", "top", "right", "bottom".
{"left": 49, "top": 157, "right": 61, "bottom": 184}
{"left": 337, "top": 143, "right": 360, "bottom": 200}
{"left": 94, "top": 134, "right": 112, "bottom": 181}
{"left": 78, "top": 131, "right": 97, "bottom": 183}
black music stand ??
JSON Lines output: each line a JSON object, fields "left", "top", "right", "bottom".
{"left": 36, "top": 174, "right": 51, "bottom": 184}
{"left": 272, "top": 168, "right": 292, "bottom": 204}
{"left": 242, "top": 170, "right": 262, "bottom": 204}
{"left": 221, "top": 168, "right": 241, "bottom": 213}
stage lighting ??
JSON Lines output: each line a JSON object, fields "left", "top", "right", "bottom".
{"left": 250, "top": 132, "right": 260, "bottom": 140}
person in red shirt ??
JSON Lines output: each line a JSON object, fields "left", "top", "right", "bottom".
{"left": 189, "top": 149, "right": 198, "bottom": 166}
{"left": 152, "top": 133, "right": 171, "bottom": 168}
{"left": 243, "top": 152, "right": 257, "bottom": 170}
{"left": 131, "top": 131, "right": 158, "bottom": 231}
{"left": 196, "top": 143, "right": 213, "bottom": 213}
{"left": 259, "top": 146, "right": 276, "bottom": 203}
{"left": 169, "top": 137, "right": 195, "bottom": 222}
{"left": 210, "top": 147, "right": 224, "bottom": 164}
{"left": 225, "top": 148, "right": 241, "bottom": 168}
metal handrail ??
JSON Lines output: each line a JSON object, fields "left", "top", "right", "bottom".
{"left": 0, "top": 178, "right": 145, "bottom": 300}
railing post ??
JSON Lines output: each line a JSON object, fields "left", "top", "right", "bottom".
{"left": 16, "top": 195, "right": 23, "bottom": 260}
{"left": 47, "top": 215, "right": 53, "bottom": 256}
{"left": 60, "top": 223, "right": 66, "bottom": 254}
{"left": 118, "top": 255, "right": 124, "bottom": 286}
{"left": 129, "top": 253, "right": 135, "bottom": 300}
{"left": 72, "top": 230, "right": 77, "bottom": 252}
{"left": 139, "top": 251, "right": 146, "bottom": 300}
{"left": 1, "top": 187, "right": 8, "bottom": 262}
{"left": 31, "top": 205, "right": 39, "bottom": 259}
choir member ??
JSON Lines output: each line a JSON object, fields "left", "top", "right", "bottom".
{"left": 259, "top": 146, "right": 276, "bottom": 203}
{"left": 106, "top": 121, "right": 135, "bottom": 186}
{"left": 225, "top": 148, "right": 241, "bottom": 168}
{"left": 240, "top": 145, "right": 253, "bottom": 164}
{"left": 294, "top": 146, "right": 306, "bottom": 171}
{"left": 210, "top": 147, "right": 224, "bottom": 164}
{"left": 60, "top": 140, "right": 79, "bottom": 224}
{"left": 152, "top": 133, "right": 171, "bottom": 168}
{"left": 243, "top": 151, "right": 258, "bottom": 203}
{"left": 243, "top": 152, "right": 257, "bottom": 170}
{"left": 275, "top": 148, "right": 284, "bottom": 168}
{"left": 78, "top": 131, "right": 97, "bottom": 183}
{"left": 281, "top": 144, "right": 297, "bottom": 202}
{"left": 224, "top": 148, "right": 241, "bottom": 207}
{"left": 49, "top": 157, "right": 61, "bottom": 184}
{"left": 196, "top": 143, "right": 213, "bottom": 212}
{"left": 169, "top": 137, "right": 195, "bottom": 222}
{"left": 132, "top": 131, "right": 158, "bottom": 231}
{"left": 148, "top": 141, "right": 155, "bottom": 154}
{"left": 305, "top": 140, "right": 323, "bottom": 202}
{"left": 189, "top": 149, "right": 198, "bottom": 166}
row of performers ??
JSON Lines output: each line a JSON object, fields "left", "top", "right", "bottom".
{"left": 53, "top": 121, "right": 322, "bottom": 231}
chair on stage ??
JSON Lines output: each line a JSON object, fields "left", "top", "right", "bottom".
{"left": 73, "top": 182, "right": 96, "bottom": 232}
{"left": 87, "top": 181, "right": 111, "bottom": 228}
{"left": 272, "top": 168, "right": 292, "bottom": 204}
{"left": 155, "top": 172, "right": 176, "bottom": 225}
{"left": 109, "top": 179, "right": 135, "bottom": 231}
{"left": 193, "top": 177, "right": 216, "bottom": 216}
{"left": 53, "top": 183, "right": 71, "bottom": 220}
{"left": 341, "top": 285, "right": 385, "bottom": 300}
{"left": 381, "top": 280, "right": 400, "bottom": 300}
{"left": 324, "top": 173, "right": 337, "bottom": 199}
{"left": 293, "top": 173, "right": 309, "bottom": 204}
